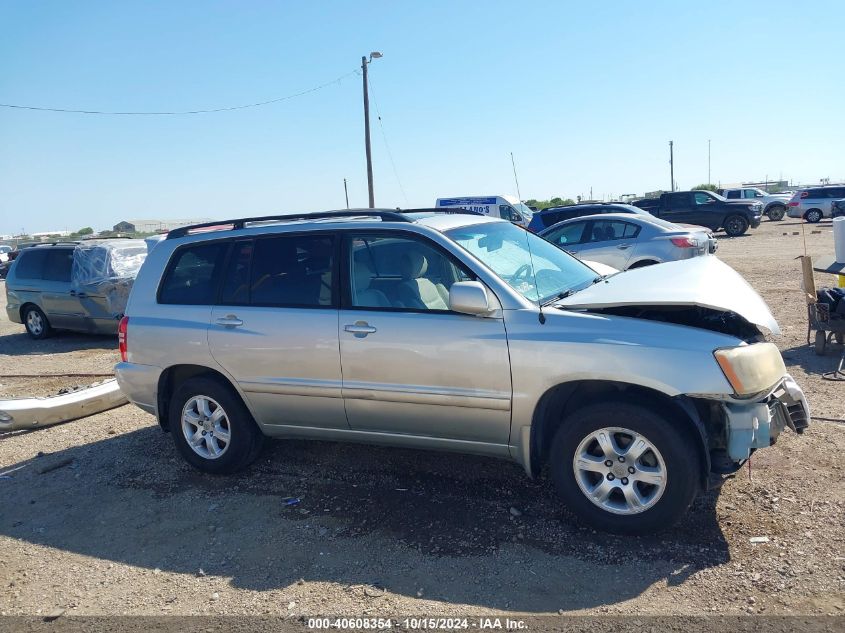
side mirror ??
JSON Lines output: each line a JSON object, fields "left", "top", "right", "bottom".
{"left": 449, "top": 281, "right": 491, "bottom": 316}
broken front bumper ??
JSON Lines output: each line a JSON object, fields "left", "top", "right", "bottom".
{"left": 0, "top": 380, "right": 128, "bottom": 432}
{"left": 723, "top": 374, "right": 809, "bottom": 462}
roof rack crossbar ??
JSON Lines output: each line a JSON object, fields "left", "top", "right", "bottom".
{"left": 394, "top": 207, "right": 484, "bottom": 216}
{"left": 166, "top": 210, "right": 413, "bottom": 239}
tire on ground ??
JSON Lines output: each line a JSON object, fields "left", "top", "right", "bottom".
{"left": 549, "top": 402, "right": 701, "bottom": 535}
{"left": 723, "top": 214, "right": 749, "bottom": 237}
{"left": 169, "top": 376, "right": 266, "bottom": 474}
{"left": 23, "top": 305, "right": 52, "bottom": 340}
{"left": 767, "top": 205, "right": 785, "bottom": 221}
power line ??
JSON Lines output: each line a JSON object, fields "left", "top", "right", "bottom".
{"left": 0, "top": 69, "right": 358, "bottom": 115}
{"left": 365, "top": 73, "right": 409, "bottom": 205}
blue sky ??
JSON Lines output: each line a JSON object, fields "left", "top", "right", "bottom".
{"left": 1, "top": 0, "right": 843, "bottom": 235}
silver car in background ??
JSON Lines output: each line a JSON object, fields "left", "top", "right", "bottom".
{"left": 539, "top": 213, "right": 717, "bottom": 270}
{"left": 786, "top": 185, "right": 845, "bottom": 223}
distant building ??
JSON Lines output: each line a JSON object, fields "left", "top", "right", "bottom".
{"left": 31, "top": 230, "right": 72, "bottom": 238}
{"left": 112, "top": 218, "right": 212, "bottom": 234}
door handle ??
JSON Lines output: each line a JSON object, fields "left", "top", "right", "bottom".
{"left": 70, "top": 290, "right": 88, "bottom": 298}
{"left": 616, "top": 243, "right": 632, "bottom": 250}
{"left": 344, "top": 322, "right": 377, "bottom": 336}
{"left": 215, "top": 315, "right": 243, "bottom": 327}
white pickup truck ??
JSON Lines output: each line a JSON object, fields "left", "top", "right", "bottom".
{"left": 718, "top": 188, "right": 791, "bottom": 221}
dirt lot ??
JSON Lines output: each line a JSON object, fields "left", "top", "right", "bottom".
{"left": 0, "top": 219, "right": 843, "bottom": 619}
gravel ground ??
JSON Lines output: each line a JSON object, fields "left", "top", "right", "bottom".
{"left": 0, "top": 218, "right": 843, "bottom": 619}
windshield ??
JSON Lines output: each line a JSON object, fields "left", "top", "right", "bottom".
{"left": 445, "top": 221, "right": 598, "bottom": 304}
{"left": 707, "top": 191, "right": 727, "bottom": 201}
{"left": 514, "top": 202, "right": 534, "bottom": 219}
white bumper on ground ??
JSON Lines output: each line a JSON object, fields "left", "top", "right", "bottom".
{"left": 0, "top": 380, "right": 128, "bottom": 432}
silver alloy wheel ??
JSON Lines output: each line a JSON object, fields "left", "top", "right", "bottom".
{"left": 26, "top": 310, "right": 44, "bottom": 336}
{"left": 181, "top": 395, "right": 231, "bottom": 460}
{"left": 806, "top": 210, "right": 822, "bottom": 223}
{"left": 572, "top": 426, "right": 667, "bottom": 515}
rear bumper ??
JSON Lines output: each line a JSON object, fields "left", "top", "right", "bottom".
{"left": 0, "top": 380, "right": 128, "bottom": 432}
{"left": 5, "top": 304, "right": 21, "bottom": 324}
{"left": 114, "top": 362, "right": 161, "bottom": 417}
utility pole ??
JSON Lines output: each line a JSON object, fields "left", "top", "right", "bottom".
{"left": 343, "top": 178, "right": 349, "bottom": 209}
{"left": 708, "top": 139, "right": 711, "bottom": 185}
{"left": 669, "top": 141, "right": 675, "bottom": 192}
{"left": 362, "top": 52, "right": 382, "bottom": 208}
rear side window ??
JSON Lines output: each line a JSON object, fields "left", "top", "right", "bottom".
{"left": 159, "top": 242, "right": 228, "bottom": 305}
{"left": 13, "top": 250, "right": 48, "bottom": 279}
{"left": 43, "top": 249, "right": 73, "bottom": 282}
{"left": 726, "top": 190, "right": 740, "bottom": 199}
{"left": 248, "top": 234, "right": 334, "bottom": 308}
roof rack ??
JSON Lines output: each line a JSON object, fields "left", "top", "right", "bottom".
{"left": 395, "top": 207, "right": 483, "bottom": 216}
{"left": 166, "top": 210, "right": 413, "bottom": 240}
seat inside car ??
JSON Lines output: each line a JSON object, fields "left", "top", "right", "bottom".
{"left": 398, "top": 250, "right": 449, "bottom": 310}
{"left": 353, "top": 259, "right": 391, "bottom": 308}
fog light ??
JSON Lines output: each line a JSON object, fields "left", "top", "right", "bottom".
{"left": 0, "top": 411, "right": 12, "bottom": 422}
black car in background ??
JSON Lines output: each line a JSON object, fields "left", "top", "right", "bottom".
{"left": 632, "top": 190, "right": 762, "bottom": 237}
{"left": 527, "top": 203, "right": 650, "bottom": 232}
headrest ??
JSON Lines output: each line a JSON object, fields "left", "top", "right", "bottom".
{"left": 354, "top": 259, "right": 374, "bottom": 290}
{"left": 400, "top": 251, "right": 428, "bottom": 279}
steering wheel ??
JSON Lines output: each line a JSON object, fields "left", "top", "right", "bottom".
{"left": 511, "top": 264, "right": 534, "bottom": 284}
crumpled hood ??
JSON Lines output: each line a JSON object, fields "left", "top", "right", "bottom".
{"left": 556, "top": 256, "right": 780, "bottom": 335}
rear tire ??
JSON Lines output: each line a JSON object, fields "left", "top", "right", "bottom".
{"left": 767, "top": 205, "right": 785, "bottom": 221}
{"left": 23, "top": 305, "right": 51, "bottom": 340}
{"left": 549, "top": 402, "right": 701, "bottom": 535}
{"left": 169, "top": 376, "right": 265, "bottom": 474}
{"left": 805, "top": 209, "right": 823, "bottom": 224}
{"left": 723, "top": 215, "right": 749, "bottom": 237}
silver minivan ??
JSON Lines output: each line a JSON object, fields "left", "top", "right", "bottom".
{"left": 115, "top": 210, "right": 809, "bottom": 534}
{"left": 787, "top": 185, "right": 845, "bottom": 223}
{"left": 5, "top": 240, "right": 147, "bottom": 338}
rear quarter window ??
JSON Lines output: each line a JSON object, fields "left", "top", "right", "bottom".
{"left": 158, "top": 242, "right": 228, "bottom": 305}
{"left": 13, "top": 250, "right": 48, "bottom": 280}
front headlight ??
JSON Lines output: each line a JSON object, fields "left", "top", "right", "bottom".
{"left": 714, "top": 343, "right": 786, "bottom": 397}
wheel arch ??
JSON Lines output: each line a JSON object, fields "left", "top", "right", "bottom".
{"left": 156, "top": 364, "right": 245, "bottom": 432}
{"left": 627, "top": 258, "right": 659, "bottom": 269}
{"left": 529, "top": 380, "right": 710, "bottom": 489}
{"left": 19, "top": 301, "right": 43, "bottom": 322}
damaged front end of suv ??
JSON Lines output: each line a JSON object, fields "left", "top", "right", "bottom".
{"left": 553, "top": 256, "right": 810, "bottom": 477}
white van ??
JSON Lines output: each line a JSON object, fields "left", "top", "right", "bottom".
{"left": 435, "top": 195, "right": 533, "bottom": 227}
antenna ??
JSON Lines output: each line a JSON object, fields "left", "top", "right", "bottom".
{"left": 522, "top": 227, "right": 546, "bottom": 324}
{"left": 510, "top": 152, "right": 522, "bottom": 202}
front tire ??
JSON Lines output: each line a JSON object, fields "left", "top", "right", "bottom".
{"left": 723, "top": 214, "right": 749, "bottom": 237}
{"left": 169, "top": 376, "right": 265, "bottom": 474}
{"left": 549, "top": 403, "right": 701, "bottom": 535}
{"left": 767, "top": 205, "right": 785, "bottom": 221}
{"left": 805, "top": 209, "right": 823, "bottom": 224}
{"left": 23, "top": 305, "right": 51, "bottom": 339}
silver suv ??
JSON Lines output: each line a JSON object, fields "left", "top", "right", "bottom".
{"left": 116, "top": 210, "right": 809, "bottom": 534}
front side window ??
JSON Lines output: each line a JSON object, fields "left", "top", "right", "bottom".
{"left": 446, "top": 221, "right": 598, "bottom": 304}
{"left": 249, "top": 235, "right": 334, "bottom": 308}
{"left": 347, "top": 234, "right": 471, "bottom": 311}
{"left": 159, "top": 242, "right": 228, "bottom": 305}
{"left": 694, "top": 192, "right": 715, "bottom": 205}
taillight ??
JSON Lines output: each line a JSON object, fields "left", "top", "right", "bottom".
{"left": 788, "top": 201, "right": 799, "bottom": 207}
{"left": 670, "top": 237, "right": 697, "bottom": 248}
{"left": 800, "top": 191, "right": 809, "bottom": 198}
{"left": 118, "top": 316, "right": 129, "bottom": 362}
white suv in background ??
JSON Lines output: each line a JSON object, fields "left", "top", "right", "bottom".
{"left": 719, "top": 188, "right": 791, "bottom": 221}
{"left": 787, "top": 185, "right": 845, "bottom": 223}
